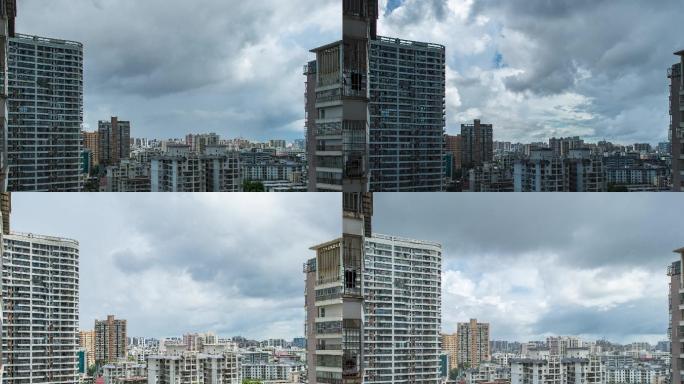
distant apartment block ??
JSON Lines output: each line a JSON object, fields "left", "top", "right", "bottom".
{"left": 2, "top": 231, "right": 80, "bottom": 384}
{"left": 442, "top": 333, "right": 459, "bottom": 372}
{"left": 0, "top": 0, "right": 16, "bottom": 192}
{"left": 80, "top": 330, "right": 96, "bottom": 368}
{"left": 549, "top": 137, "right": 584, "bottom": 158}
{"left": 445, "top": 134, "right": 463, "bottom": 174}
{"left": 150, "top": 145, "right": 240, "bottom": 192}
{"left": 669, "top": 51, "right": 684, "bottom": 191}
{"left": 461, "top": 120, "right": 493, "bottom": 169}
{"left": 105, "top": 160, "right": 151, "bottom": 192}
{"left": 103, "top": 361, "right": 147, "bottom": 384}
{"left": 95, "top": 315, "right": 128, "bottom": 365}
{"left": 147, "top": 344, "right": 240, "bottom": 384}
{"left": 457, "top": 319, "right": 490, "bottom": 369}
{"left": 82, "top": 130, "right": 100, "bottom": 166}
{"left": 511, "top": 354, "right": 604, "bottom": 384}
{"left": 98, "top": 117, "right": 131, "bottom": 166}
{"left": 368, "top": 36, "right": 446, "bottom": 191}
{"left": 7, "top": 34, "right": 83, "bottom": 191}
{"left": 185, "top": 133, "right": 219, "bottom": 153}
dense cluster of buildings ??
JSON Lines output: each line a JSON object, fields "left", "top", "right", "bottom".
{"left": 443, "top": 129, "right": 672, "bottom": 192}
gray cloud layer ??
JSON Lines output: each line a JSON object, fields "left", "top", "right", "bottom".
{"left": 10, "top": 193, "right": 340, "bottom": 339}
{"left": 8, "top": 193, "right": 675, "bottom": 343}
{"left": 374, "top": 193, "right": 677, "bottom": 343}
{"left": 18, "top": 0, "right": 680, "bottom": 143}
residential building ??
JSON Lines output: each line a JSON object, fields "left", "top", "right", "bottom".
{"left": 445, "top": 134, "right": 463, "bottom": 174}
{"left": 0, "top": 191, "right": 7, "bottom": 380}
{"left": 7, "top": 34, "right": 83, "bottom": 191}
{"left": 98, "top": 117, "right": 131, "bottom": 166}
{"left": 303, "top": 257, "right": 317, "bottom": 384}
{"left": 468, "top": 163, "right": 514, "bottom": 192}
{"left": 241, "top": 361, "right": 303, "bottom": 382}
{"left": 304, "top": 60, "right": 318, "bottom": 191}
{"left": 442, "top": 333, "right": 458, "bottom": 371}
{"left": 363, "top": 234, "right": 442, "bottom": 383}
{"left": 80, "top": 330, "right": 96, "bottom": 369}
{"left": 308, "top": 192, "right": 373, "bottom": 384}
{"left": 147, "top": 344, "right": 240, "bottom": 384}
{"left": 670, "top": 51, "right": 684, "bottom": 191}
{"left": 309, "top": 2, "right": 378, "bottom": 192}
{"left": 461, "top": 120, "right": 494, "bottom": 169}
{"left": 669, "top": 254, "right": 683, "bottom": 384}
{"left": 566, "top": 148, "right": 605, "bottom": 192}
{"left": 2, "top": 231, "right": 80, "bottom": 384}
{"left": 150, "top": 145, "right": 240, "bottom": 192}
{"left": 457, "top": 319, "right": 490, "bottom": 369}
{"left": 103, "top": 361, "right": 146, "bottom": 384}
{"left": 83, "top": 130, "right": 100, "bottom": 166}
{"left": 95, "top": 315, "right": 127, "bottom": 365}
{"left": 269, "top": 139, "right": 286, "bottom": 149}
{"left": 368, "top": 36, "right": 446, "bottom": 191}
{"left": 0, "top": 0, "right": 16, "bottom": 192}
{"left": 549, "top": 137, "right": 584, "bottom": 158}
{"left": 514, "top": 149, "right": 567, "bottom": 192}
{"left": 104, "top": 160, "right": 151, "bottom": 192}
{"left": 510, "top": 353, "right": 604, "bottom": 384}
{"left": 185, "top": 133, "right": 219, "bottom": 153}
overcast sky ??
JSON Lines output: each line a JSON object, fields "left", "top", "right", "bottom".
{"left": 10, "top": 193, "right": 677, "bottom": 344}
{"left": 18, "top": 0, "right": 681, "bottom": 144}
{"left": 10, "top": 193, "right": 341, "bottom": 340}
{"left": 375, "top": 193, "right": 680, "bottom": 344}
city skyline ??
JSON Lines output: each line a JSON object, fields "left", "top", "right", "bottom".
{"left": 17, "top": 0, "right": 682, "bottom": 145}
{"left": 9, "top": 193, "right": 675, "bottom": 345}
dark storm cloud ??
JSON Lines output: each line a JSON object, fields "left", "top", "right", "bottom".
{"left": 18, "top": 0, "right": 339, "bottom": 140}
{"left": 374, "top": 193, "right": 681, "bottom": 269}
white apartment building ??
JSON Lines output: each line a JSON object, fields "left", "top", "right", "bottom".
{"left": 363, "top": 234, "right": 442, "bottom": 384}
{"left": 2, "top": 232, "right": 80, "bottom": 384}
{"left": 241, "top": 362, "right": 302, "bottom": 382}
{"left": 103, "top": 361, "right": 147, "bottom": 384}
{"left": 150, "top": 145, "right": 240, "bottom": 192}
{"left": 465, "top": 362, "right": 510, "bottom": 384}
{"left": 605, "top": 363, "right": 667, "bottom": 384}
{"left": 147, "top": 344, "right": 240, "bottom": 384}
{"left": 510, "top": 354, "right": 604, "bottom": 384}
{"left": 7, "top": 34, "right": 84, "bottom": 191}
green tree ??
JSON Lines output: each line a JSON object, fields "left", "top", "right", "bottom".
{"left": 243, "top": 180, "right": 265, "bottom": 192}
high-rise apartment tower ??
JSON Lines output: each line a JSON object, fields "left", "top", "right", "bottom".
{"left": 2, "top": 231, "right": 80, "bottom": 384}
{"left": 0, "top": 0, "right": 16, "bottom": 192}
{"left": 95, "top": 315, "right": 128, "bottom": 365}
{"left": 7, "top": 34, "right": 83, "bottom": 191}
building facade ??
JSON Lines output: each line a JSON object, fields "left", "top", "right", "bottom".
{"left": 363, "top": 234, "right": 442, "bottom": 383}
{"left": 80, "top": 330, "right": 96, "bottom": 369}
{"left": 457, "top": 319, "right": 490, "bottom": 369}
{"left": 82, "top": 130, "right": 100, "bottom": 166}
{"left": 95, "top": 315, "right": 127, "bottom": 365}
{"left": 669, "top": 254, "right": 683, "bottom": 384}
{"left": 2, "top": 232, "right": 80, "bottom": 384}
{"left": 0, "top": 0, "right": 16, "bottom": 192}
{"left": 368, "top": 36, "right": 446, "bottom": 191}
{"left": 461, "top": 120, "right": 494, "bottom": 170}
{"left": 670, "top": 53, "right": 684, "bottom": 191}
{"left": 98, "top": 117, "right": 131, "bottom": 166}
{"left": 309, "top": 1, "right": 378, "bottom": 192}
{"left": 147, "top": 344, "right": 240, "bottom": 384}
{"left": 7, "top": 34, "right": 83, "bottom": 191}
{"left": 150, "top": 145, "right": 240, "bottom": 192}
{"left": 442, "top": 333, "right": 458, "bottom": 372}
